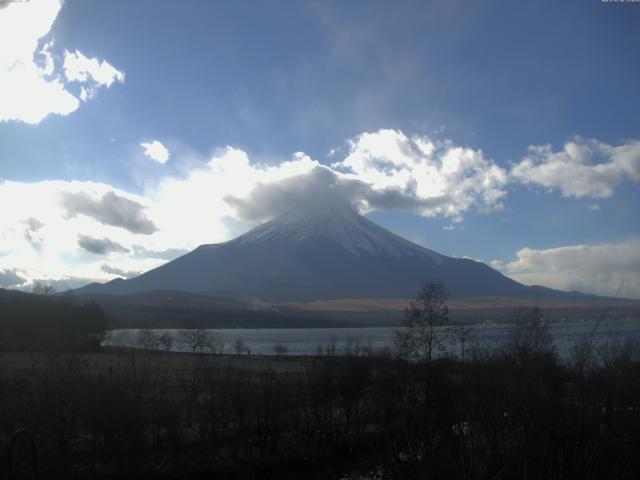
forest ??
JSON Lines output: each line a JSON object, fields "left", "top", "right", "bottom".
{"left": 0, "top": 291, "right": 107, "bottom": 352}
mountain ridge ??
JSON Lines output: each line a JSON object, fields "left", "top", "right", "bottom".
{"left": 75, "top": 205, "right": 591, "bottom": 302}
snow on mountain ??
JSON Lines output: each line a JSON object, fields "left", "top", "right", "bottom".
{"left": 233, "top": 204, "right": 445, "bottom": 263}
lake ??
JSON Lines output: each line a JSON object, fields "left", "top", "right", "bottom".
{"left": 104, "top": 317, "right": 640, "bottom": 360}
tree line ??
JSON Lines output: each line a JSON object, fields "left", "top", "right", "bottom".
{"left": 0, "top": 292, "right": 107, "bottom": 352}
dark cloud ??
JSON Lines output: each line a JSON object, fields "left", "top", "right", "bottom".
{"left": 366, "top": 188, "right": 450, "bottom": 212}
{"left": 21, "top": 217, "right": 44, "bottom": 249}
{"left": 100, "top": 264, "right": 140, "bottom": 279}
{"left": 0, "top": 268, "right": 26, "bottom": 288}
{"left": 78, "top": 235, "right": 129, "bottom": 255}
{"left": 224, "top": 165, "right": 449, "bottom": 222}
{"left": 23, "top": 229, "right": 42, "bottom": 248}
{"left": 24, "top": 217, "right": 44, "bottom": 231}
{"left": 224, "top": 167, "right": 355, "bottom": 221}
{"left": 22, "top": 217, "right": 44, "bottom": 249}
{"left": 60, "top": 191, "right": 157, "bottom": 234}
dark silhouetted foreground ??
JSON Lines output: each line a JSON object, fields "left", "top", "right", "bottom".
{"left": 0, "top": 292, "right": 106, "bottom": 352}
{"left": 0, "top": 287, "right": 638, "bottom": 478}
{"left": 1, "top": 337, "right": 639, "bottom": 479}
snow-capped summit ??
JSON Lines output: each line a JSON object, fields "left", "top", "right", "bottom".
{"left": 76, "top": 205, "right": 570, "bottom": 301}
{"left": 233, "top": 204, "right": 445, "bottom": 263}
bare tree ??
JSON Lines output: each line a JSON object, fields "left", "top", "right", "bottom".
{"left": 32, "top": 282, "right": 56, "bottom": 295}
{"left": 180, "top": 329, "right": 224, "bottom": 354}
{"left": 272, "top": 344, "right": 287, "bottom": 359}
{"left": 447, "top": 323, "right": 474, "bottom": 361}
{"left": 204, "top": 331, "right": 225, "bottom": 354}
{"left": 234, "top": 338, "right": 247, "bottom": 356}
{"left": 395, "top": 282, "right": 449, "bottom": 364}
{"left": 395, "top": 281, "right": 449, "bottom": 450}
{"left": 158, "top": 332, "right": 173, "bottom": 352}
{"left": 505, "top": 307, "right": 554, "bottom": 363}
{"left": 137, "top": 329, "right": 162, "bottom": 351}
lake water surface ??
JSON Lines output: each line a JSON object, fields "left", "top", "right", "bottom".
{"left": 104, "top": 317, "right": 640, "bottom": 359}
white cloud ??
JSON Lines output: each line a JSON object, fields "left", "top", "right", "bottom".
{"left": 63, "top": 49, "right": 125, "bottom": 86}
{"left": 0, "top": 0, "right": 124, "bottom": 124}
{"left": 0, "top": 148, "right": 316, "bottom": 288}
{"left": 511, "top": 137, "right": 640, "bottom": 198}
{"left": 63, "top": 49, "right": 124, "bottom": 101}
{"left": 146, "top": 147, "right": 323, "bottom": 249}
{"left": 219, "top": 130, "right": 508, "bottom": 223}
{"left": 334, "top": 129, "right": 508, "bottom": 219}
{"left": 498, "top": 242, "right": 640, "bottom": 299}
{"left": 140, "top": 140, "right": 170, "bottom": 164}
{"left": 0, "top": 180, "right": 163, "bottom": 289}
{"left": 0, "top": 0, "right": 77, "bottom": 124}
{"left": 62, "top": 50, "right": 124, "bottom": 102}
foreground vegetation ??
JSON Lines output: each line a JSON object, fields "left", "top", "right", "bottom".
{"left": 1, "top": 284, "right": 638, "bottom": 479}
{"left": 1, "top": 334, "right": 639, "bottom": 479}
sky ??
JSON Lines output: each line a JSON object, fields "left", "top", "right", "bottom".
{"left": 0, "top": 0, "right": 639, "bottom": 298}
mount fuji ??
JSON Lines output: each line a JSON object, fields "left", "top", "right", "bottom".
{"left": 77, "top": 204, "right": 577, "bottom": 302}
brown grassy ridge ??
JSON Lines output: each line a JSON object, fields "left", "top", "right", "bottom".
{"left": 284, "top": 296, "right": 640, "bottom": 312}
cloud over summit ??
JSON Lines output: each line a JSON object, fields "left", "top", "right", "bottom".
{"left": 224, "top": 130, "right": 508, "bottom": 222}
{"left": 337, "top": 129, "right": 508, "bottom": 216}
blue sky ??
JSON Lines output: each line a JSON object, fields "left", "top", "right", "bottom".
{"left": 0, "top": 0, "right": 639, "bottom": 298}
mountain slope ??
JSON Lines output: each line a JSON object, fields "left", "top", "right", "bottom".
{"left": 76, "top": 205, "right": 579, "bottom": 301}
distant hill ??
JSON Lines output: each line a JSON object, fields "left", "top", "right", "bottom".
{"left": 73, "top": 289, "right": 367, "bottom": 329}
{"left": 76, "top": 203, "right": 595, "bottom": 302}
